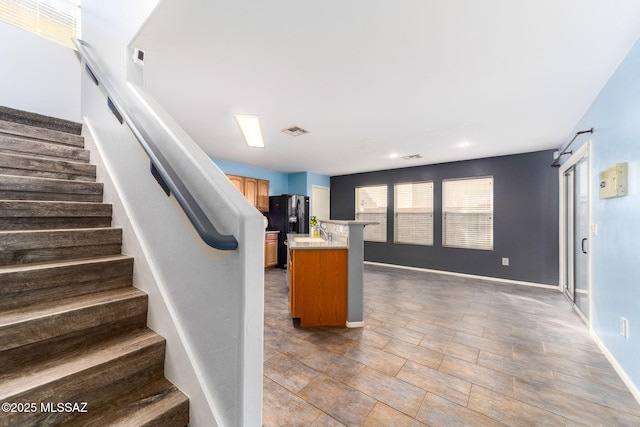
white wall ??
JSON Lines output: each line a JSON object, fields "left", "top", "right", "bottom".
{"left": 0, "top": 21, "right": 80, "bottom": 121}
{"left": 81, "top": 1, "right": 264, "bottom": 425}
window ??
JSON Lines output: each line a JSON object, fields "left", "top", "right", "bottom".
{"left": 394, "top": 181, "right": 433, "bottom": 245}
{"left": 443, "top": 177, "right": 493, "bottom": 250}
{"left": 355, "top": 185, "right": 387, "bottom": 242}
{"left": 0, "top": 0, "right": 81, "bottom": 49}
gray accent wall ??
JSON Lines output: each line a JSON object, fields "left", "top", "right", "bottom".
{"left": 330, "top": 150, "right": 559, "bottom": 285}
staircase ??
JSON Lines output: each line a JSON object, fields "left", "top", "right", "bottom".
{"left": 0, "top": 110, "right": 189, "bottom": 426}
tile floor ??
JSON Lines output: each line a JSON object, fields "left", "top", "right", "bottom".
{"left": 262, "top": 264, "right": 640, "bottom": 426}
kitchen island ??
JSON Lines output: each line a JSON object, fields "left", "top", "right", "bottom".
{"left": 286, "top": 220, "right": 375, "bottom": 327}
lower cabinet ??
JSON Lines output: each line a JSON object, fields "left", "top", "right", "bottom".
{"left": 265, "top": 233, "right": 278, "bottom": 268}
{"left": 289, "top": 249, "right": 347, "bottom": 327}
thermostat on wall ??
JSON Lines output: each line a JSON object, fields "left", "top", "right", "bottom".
{"left": 599, "top": 162, "right": 628, "bottom": 199}
{"left": 133, "top": 48, "right": 145, "bottom": 65}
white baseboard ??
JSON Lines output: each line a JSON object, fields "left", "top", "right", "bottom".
{"left": 364, "top": 261, "right": 559, "bottom": 290}
{"left": 591, "top": 331, "right": 640, "bottom": 405}
{"left": 346, "top": 321, "right": 365, "bottom": 328}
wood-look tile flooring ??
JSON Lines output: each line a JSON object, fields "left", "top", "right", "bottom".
{"left": 263, "top": 264, "right": 640, "bottom": 426}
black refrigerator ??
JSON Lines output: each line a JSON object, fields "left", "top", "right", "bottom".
{"left": 266, "top": 194, "right": 309, "bottom": 269}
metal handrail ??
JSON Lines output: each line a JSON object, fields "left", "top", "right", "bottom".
{"left": 73, "top": 38, "right": 238, "bottom": 250}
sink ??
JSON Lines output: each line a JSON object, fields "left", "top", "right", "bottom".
{"left": 294, "top": 237, "right": 326, "bottom": 243}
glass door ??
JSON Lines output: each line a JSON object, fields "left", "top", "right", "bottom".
{"left": 573, "top": 158, "right": 589, "bottom": 319}
{"left": 562, "top": 155, "right": 589, "bottom": 322}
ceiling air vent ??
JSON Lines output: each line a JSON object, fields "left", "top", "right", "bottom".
{"left": 401, "top": 154, "right": 423, "bottom": 160}
{"left": 282, "top": 126, "right": 309, "bottom": 136}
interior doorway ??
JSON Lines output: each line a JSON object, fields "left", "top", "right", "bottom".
{"left": 559, "top": 142, "right": 590, "bottom": 323}
{"left": 311, "top": 185, "right": 330, "bottom": 220}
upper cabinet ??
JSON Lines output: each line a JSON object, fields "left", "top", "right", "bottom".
{"left": 227, "top": 174, "right": 269, "bottom": 212}
{"left": 257, "top": 180, "right": 269, "bottom": 212}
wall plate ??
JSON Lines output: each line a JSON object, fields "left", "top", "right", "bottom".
{"left": 599, "top": 162, "right": 627, "bottom": 199}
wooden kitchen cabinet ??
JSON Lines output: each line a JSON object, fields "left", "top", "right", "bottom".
{"left": 226, "top": 174, "right": 269, "bottom": 212}
{"left": 257, "top": 179, "right": 269, "bottom": 212}
{"left": 244, "top": 177, "right": 258, "bottom": 206}
{"left": 227, "top": 174, "right": 244, "bottom": 193}
{"left": 265, "top": 232, "right": 278, "bottom": 268}
{"left": 289, "top": 248, "right": 348, "bottom": 327}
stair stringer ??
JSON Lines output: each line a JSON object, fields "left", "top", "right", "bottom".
{"left": 81, "top": 121, "right": 240, "bottom": 427}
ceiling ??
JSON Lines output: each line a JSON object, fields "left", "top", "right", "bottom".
{"left": 134, "top": 1, "right": 640, "bottom": 176}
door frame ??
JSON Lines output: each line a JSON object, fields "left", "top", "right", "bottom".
{"left": 558, "top": 140, "right": 592, "bottom": 325}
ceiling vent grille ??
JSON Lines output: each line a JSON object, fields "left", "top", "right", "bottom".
{"left": 401, "top": 154, "right": 423, "bottom": 160}
{"left": 282, "top": 126, "right": 309, "bottom": 136}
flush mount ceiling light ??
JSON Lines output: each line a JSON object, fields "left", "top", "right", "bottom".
{"left": 282, "top": 126, "right": 309, "bottom": 137}
{"left": 234, "top": 115, "right": 264, "bottom": 148}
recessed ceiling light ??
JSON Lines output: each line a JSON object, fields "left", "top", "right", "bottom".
{"left": 282, "top": 126, "right": 309, "bottom": 136}
{"left": 234, "top": 115, "right": 264, "bottom": 148}
{"left": 456, "top": 141, "right": 472, "bottom": 148}
{"left": 389, "top": 153, "right": 399, "bottom": 159}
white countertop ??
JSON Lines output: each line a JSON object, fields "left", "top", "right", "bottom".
{"left": 286, "top": 233, "right": 348, "bottom": 250}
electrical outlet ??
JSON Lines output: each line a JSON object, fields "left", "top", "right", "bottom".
{"left": 621, "top": 317, "right": 629, "bottom": 339}
{"left": 502, "top": 257, "right": 509, "bottom": 266}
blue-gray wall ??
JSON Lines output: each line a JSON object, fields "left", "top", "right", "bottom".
{"left": 568, "top": 35, "right": 640, "bottom": 393}
{"left": 331, "top": 150, "right": 559, "bottom": 285}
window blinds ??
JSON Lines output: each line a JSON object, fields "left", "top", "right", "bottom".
{"left": 394, "top": 181, "right": 433, "bottom": 245}
{"left": 0, "top": 0, "right": 81, "bottom": 49}
{"left": 355, "top": 185, "right": 387, "bottom": 242}
{"left": 443, "top": 177, "right": 493, "bottom": 250}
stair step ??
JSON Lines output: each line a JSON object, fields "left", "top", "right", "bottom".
{"left": 0, "top": 287, "right": 147, "bottom": 353}
{"left": 0, "top": 329, "right": 165, "bottom": 427}
{"left": 0, "top": 174, "right": 103, "bottom": 202}
{"left": 0, "top": 152, "right": 96, "bottom": 182}
{"left": 0, "top": 255, "right": 133, "bottom": 311}
{"left": 0, "top": 200, "right": 112, "bottom": 230}
{"left": 0, "top": 119, "right": 84, "bottom": 147}
{"left": 0, "top": 134, "right": 90, "bottom": 163}
{"left": 0, "top": 106, "right": 82, "bottom": 136}
{"left": 0, "top": 228, "right": 122, "bottom": 266}
{"left": 60, "top": 378, "right": 189, "bottom": 427}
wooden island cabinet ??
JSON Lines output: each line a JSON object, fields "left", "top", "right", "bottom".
{"left": 288, "top": 248, "right": 348, "bottom": 327}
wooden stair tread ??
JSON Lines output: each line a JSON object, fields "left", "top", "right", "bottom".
{"left": 60, "top": 378, "right": 189, "bottom": 427}
{"left": 0, "top": 287, "right": 147, "bottom": 352}
{"left": 0, "top": 133, "right": 90, "bottom": 163}
{"left": 0, "top": 254, "right": 131, "bottom": 275}
{"left": 0, "top": 328, "right": 164, "bottom": 399}
{"left": 0, "top": 119, "right": 84, "bottom": 147}
{"left": 0, "top": 200, "right": 112, "bottom": 217}
{"left": 0, "top": 286, "right": 145, "bottom": 325}
{"left": 0, "top": 227, "right": 122, "bottom": 250}
{"left": 0, "top": 174, "right": 103, "bottom": 194}
{"left": 0, "top": 152, "right": 96, "bottom": 181}
{"left": 0, "top": 254, "right": 134, "bottom": 312}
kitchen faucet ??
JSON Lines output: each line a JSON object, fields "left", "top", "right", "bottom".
{"left": 318, "top": 224, "right": 332, "bottom": 241}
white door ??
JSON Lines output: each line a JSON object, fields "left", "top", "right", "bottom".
{"left": 311, "top": 185, "right": 330, "bottom": 220}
